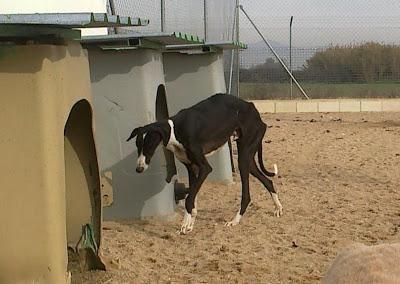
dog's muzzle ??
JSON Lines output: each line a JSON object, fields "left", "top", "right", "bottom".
{"left": 136, "top": 153, "right": 148, "bottom": 173}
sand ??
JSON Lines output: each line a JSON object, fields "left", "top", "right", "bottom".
{"left": 73, "top": 112, "right": 400, "bottom": 284}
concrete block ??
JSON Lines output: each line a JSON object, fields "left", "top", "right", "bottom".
{"left": 297, "top": 101, "right": 318, "bottom": 113}
{"left": 253, "top": 99, "right": 400, "bottom": 113}
{"left": 275, "top": 101, "right": 297, "bottom": 113}
{"left": 339, "top": 100, "right": 361, "bottom": 112}
{"left": 318, "top": 101, "right": 340, "bottom": 113}
{"left": 382, "top": 99, "right": 400, "bottom": 112}
{"left": 252, "top": 100, "right": 275, "bottom": 113}
{"left": 361, "top": 100, "right": 382, "bottom": 112}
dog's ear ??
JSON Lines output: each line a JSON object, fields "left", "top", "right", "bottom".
{"left": 158, "top": 127, "right": 169, "bottom": 146}
{"left": 153, "top": 123, "right": 169, "bottom": 146}
{"left": 142, "top": 123, "right": 169, "bottom": 146}
{"left": 127, "top": 127, "right": 141, "bottom": 142}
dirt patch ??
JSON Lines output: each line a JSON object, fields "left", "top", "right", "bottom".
{"left": 72, "top": 112, "right": 400, "bottom": 284}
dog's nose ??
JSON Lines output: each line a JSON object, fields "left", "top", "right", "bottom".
{"left": 136, "top": 167, "right": 144, "bottom": 173}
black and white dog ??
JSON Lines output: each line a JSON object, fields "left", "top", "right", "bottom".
{"left": 127, "top": 94, "right": 283, "bottom": 234}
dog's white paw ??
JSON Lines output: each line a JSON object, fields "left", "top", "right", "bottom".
{"left": 225, "top": 220, "right": 240, "bottom": 227}
{"left": 274, "top": 205, "right": 283, "bottom": 217}
{"left": 178, "top": 225, "right": 193, "bottom": 235}
{"left": 178, "top": 210, "right": 192, "bottom": 235}
{"left": 225, "top": 212, "right": 242, "bottom": 227}
{"left": 271, "top": 193, "right": 283, "bottom": 218}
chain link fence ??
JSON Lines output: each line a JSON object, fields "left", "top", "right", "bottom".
{"left": 107, "top": 0, "right": 161, "bottom": 33}
{"left": 104, "top": 1, "right": 400, "bottom": 100}
{"left": 107, "top": 0, "right": 238, "bottom": 94}
{"left": 107, "top": 0, "right": 236, "bottom": 40}
{"left": 238, "top": 0, "right": 400, "bottom": 100}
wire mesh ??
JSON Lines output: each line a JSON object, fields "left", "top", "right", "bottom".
{"left": 206, "top": 1, "right": 236, "bottom": 41}
{"left": 107, "top": 0, "right": 237, "bottom": 39}
{"left": 107, "top": 0, "right": 239, "bottom": 95}
{"left": 109, "top": 0, "right": 161, "bottom": 33}
{"left": 238, "top": 0, "right": 400, "bottom": 100}
{"left": 164, "top": 0, "right": 204, "bottom": 37}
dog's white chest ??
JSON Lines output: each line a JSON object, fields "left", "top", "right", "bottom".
{"left": 205, "top": 147, "right": 221, "bottom": 157}
{"left": 166, "top": 120, "right": 190, "bottom": 163}
{"left": 169, "top": 144, "right": 190, "bottom": 163}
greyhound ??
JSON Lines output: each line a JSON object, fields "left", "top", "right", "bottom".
{"left": 127, "top": 93, "right": 282, "bottom": 234}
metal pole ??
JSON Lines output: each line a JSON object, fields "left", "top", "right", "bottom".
{"left": 228, "top": 51, "right": 235, "bottom": 94}
{"left": 239, "top": 5, "right": 310, "bottom": 100}
{"left": 108, "top": 0, "right": 117, "bottom": 34}
{"left": 228, "top": 5, "right": 238, "bottom": 94}
{"left": 161, "top": 0, "right": 166, "bottom": 32}
{"left": 290, "top": 16, "right": 293, "bottom": 100}
{"left": 235, "top": 0, "right": 240, "bottom": 98}
{"left": 228, "top": 3, "right": 239, "bottom": 174}
{"left": 203, "top": 0, "right": 207, "bottom": 41}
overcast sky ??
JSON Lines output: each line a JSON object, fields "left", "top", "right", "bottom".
{"left": 238, "top": 0, "right": 400, "bottom": 46}
{"left": 240, "top": 0, "right": 400, "bottom": 18}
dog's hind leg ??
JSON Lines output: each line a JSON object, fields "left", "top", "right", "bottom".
{"left": 250, "top": 159, "right": 283, "bottom": 217}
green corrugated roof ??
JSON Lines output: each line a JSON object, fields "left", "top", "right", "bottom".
{"left": 0, "top": 13, "right": 150, "bottom": 41}
{"left": 0, "top": 13, "right": 149, "bottom": 28}
{"left": 165, "top": 40, "right": 248, "bottom": 52}
{"left": 81, "top": 31, "right": 205, "bottom": 50}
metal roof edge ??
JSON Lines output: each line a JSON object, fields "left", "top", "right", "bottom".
{"left": 0, "top": 13, "right": 149, "bottom": 28}
{"left": 165, "top": 40, "right": 248, "bottom": 52}
{"left": 80, "top": 31, "right": 205, "bottom": 50}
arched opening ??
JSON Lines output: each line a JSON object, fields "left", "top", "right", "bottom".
{"left": 155, "top": 85, "right": 177, "bottom": 182}
{"left": 156, "top": 84, "right": 169, "bottom": 121}
{"left": 64, "top": 100, "right": 104, "bottom": 272}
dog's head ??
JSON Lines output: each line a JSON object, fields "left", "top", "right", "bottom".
{"left": 127, "top": 122, "right": 169, "bottom": 173}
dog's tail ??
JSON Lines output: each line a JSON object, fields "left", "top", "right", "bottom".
{"left": 257, "top": 141, "right": 278, "bottom": 177}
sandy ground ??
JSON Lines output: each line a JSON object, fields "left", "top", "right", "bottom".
{"left": 73, "top": 112, "right": 400, "bottom": 284}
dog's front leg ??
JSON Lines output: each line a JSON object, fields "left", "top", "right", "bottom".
{"left": 178, "top": 164, "right": 198, "bottom": 234}
{"left": 180, "top": 209, "right": 192, "bottom": 235}
{"left": 226, "top": 147, "right": 251, "bottom": 227}
{"left": 179, "top": 157, "right": 211, "bottom": 235}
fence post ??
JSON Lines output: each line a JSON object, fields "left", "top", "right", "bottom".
{"left": 108, "top": 0, "right": 117, "bottom": 34}
{"left": 239, "top": 5, "right": 310, "bottom": 99}
{"left": 235, "top": 0, "right": 240, "bottom": 98}
{"left": 161, "top": 0, "right": 166, "bottom": 32}
{"left": 203, "top": 0, "right": 208, "bottom": 41}
{"left": 290, "top": 16, "right": 293, "bottom": 99}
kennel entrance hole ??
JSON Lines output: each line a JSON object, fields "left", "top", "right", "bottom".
{"left": 64, "top": 100, "right": 104, "bottom": 272}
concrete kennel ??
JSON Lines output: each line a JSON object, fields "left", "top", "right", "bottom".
{"left": 163, "top": 41, "right": 247, "bottom": 183}
{"left": 0, "top": 13, "right": 148, "bottom": 284}
{"left": 81, "top": 32, "right": 203, "bottom": 220}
